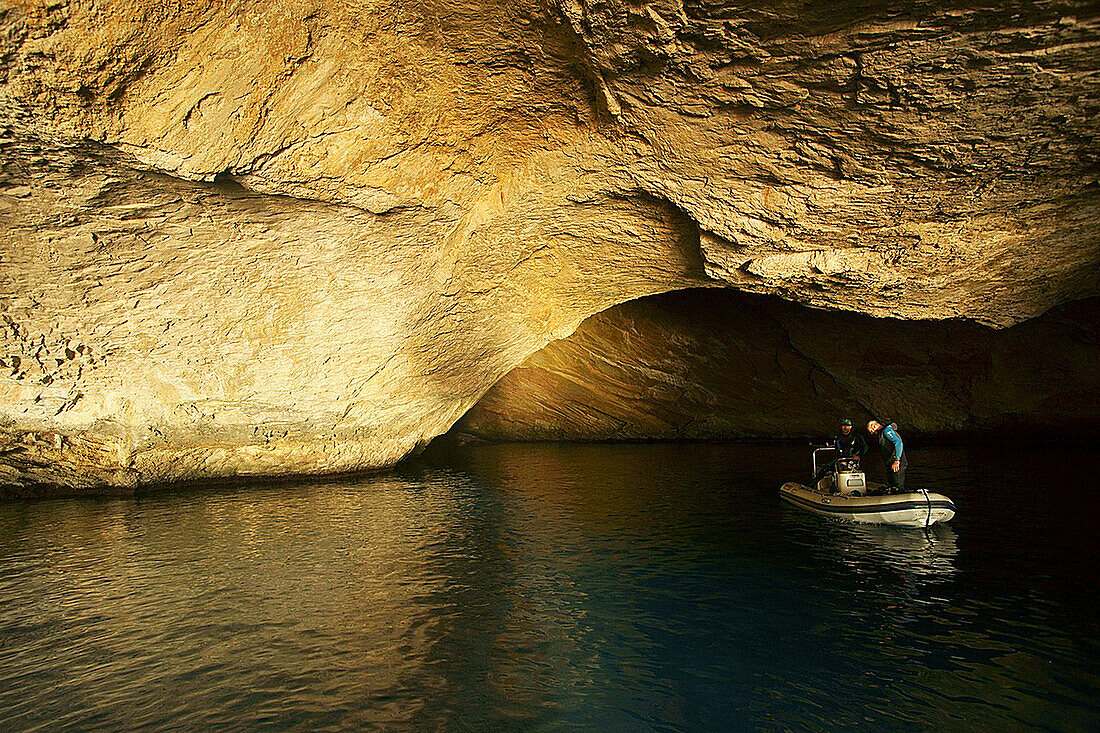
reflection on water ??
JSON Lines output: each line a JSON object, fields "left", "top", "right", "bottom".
{"left": 826, "top": 522, "right": 959, "bottom": 577}
{"left": 0, "top": 442, "right": 1097, "bottom": 730}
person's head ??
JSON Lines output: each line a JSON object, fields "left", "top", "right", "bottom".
{"left": 840, "top": 418, "right": 852, "bottom": 435}
{"left": 867, "top": 420, "right": 882, "bottom": 434}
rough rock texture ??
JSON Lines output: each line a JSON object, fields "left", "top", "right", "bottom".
{"left": 457, "top": 289, "right": 1100, "bottom": 440}
{"left": 1, "top": 0, "right": 1099, "bottom": 491}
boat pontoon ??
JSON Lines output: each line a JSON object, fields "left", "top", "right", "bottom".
{"left": 780, "top": 448, "right": 955, "bottom": 527}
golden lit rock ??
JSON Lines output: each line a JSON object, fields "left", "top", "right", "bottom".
{"left": 1, "top": 0, "right": 1098, "bottom": 491}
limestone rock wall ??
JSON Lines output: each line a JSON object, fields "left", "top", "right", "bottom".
{"left": 1, "top": 0, "right": 1098, "bottom": 491}
{"left": 456, "top": 289, "right": 1100, "bottom": 440}
{"left": 556, "top": 0, "right": 1100, "bottom": 321}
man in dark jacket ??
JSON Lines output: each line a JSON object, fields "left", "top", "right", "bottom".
{"left": 815, "top": 418, "right": 867, "bottom": 482}
{"left": 867, "top": 419, "right": 907, "bottom": 493}
{"left": 834, "top": 418, "right": 868, "bottom": 460}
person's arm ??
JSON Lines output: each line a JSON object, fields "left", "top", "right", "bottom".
{"left": 884, "top": 427, "right": 903, "bottom": 459}
{"left": 884, "top": 427, "right": 903, "bottom": 471}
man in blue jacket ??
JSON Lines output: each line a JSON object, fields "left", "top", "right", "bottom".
{"left": 867, "top": 419, "right": 907, "bottom": 493}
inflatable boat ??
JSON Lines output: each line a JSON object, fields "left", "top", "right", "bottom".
{"left": 780, "top": 448, "right": 955, "bottom": 528}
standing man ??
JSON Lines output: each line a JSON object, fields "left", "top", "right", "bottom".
{"left": 815, "top": 418, "right": 868, "bottom": 483}
{"left": 834, "top": 418, "right": 867, "bottom": 461}
{"left": 867, "top": 419, "right": 907, "bottom": 493}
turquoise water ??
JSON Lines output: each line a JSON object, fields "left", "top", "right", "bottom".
{"left": 0, "top": 442, "right": 1097, "bottom": 730}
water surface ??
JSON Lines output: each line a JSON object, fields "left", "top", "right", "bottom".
{"left": 0, "top": 442, "right": 1096, "bottom": 730}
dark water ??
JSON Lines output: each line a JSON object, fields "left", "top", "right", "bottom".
{"left": 0, "top": 442, "right": 1097, "bottom": 730}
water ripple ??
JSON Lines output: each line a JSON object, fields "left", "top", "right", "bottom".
{"left": 0, "top": 443, "right": 1097, "bottom": 730}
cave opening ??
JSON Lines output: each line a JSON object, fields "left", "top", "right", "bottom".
{"left": 446, "top": 288, "right": 1100, "bottom": 444}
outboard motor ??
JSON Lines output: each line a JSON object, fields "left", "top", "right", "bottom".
{"left": 833, "top": 457, "right": 866, "bottom": 497}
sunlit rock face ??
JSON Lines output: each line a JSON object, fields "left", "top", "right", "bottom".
{"left": 1, "top": 0, "right": 1098, "bottom": 491}
{"left": 456, "top": 290, "right": 1100, "bottom": 440}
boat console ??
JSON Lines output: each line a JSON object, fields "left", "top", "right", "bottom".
{"left": 813, "top": 448, "right": 867, "bottom": 496}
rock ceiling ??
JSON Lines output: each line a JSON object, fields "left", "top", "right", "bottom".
{"left": 1, "top": 0, "right": 1097, "bottom": 491}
